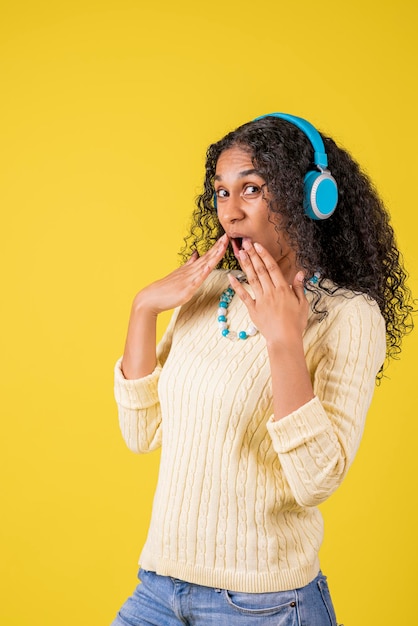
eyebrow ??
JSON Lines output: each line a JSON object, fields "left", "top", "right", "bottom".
{"left": 214, "top": 169, "right": 262, "bottom": 181}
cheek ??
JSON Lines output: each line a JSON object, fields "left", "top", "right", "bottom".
{"left": 216, "top": 210, "right": 227, "bottom": 228}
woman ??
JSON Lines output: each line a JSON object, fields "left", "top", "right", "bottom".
{"left": 111, "top": 114, "right": 413, "bottom": 625}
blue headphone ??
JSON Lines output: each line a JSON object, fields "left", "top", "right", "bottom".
{"left": 253, "top": 113, "right": 338, "bottom": 220}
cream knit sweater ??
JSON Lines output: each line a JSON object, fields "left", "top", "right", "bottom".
{"left": 114, "top": 270, "right": 386, "bottom": 593}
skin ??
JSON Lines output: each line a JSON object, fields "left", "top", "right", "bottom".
{"left": 214, "top": 146, "right": 296, "bottom": 275}
{"left": 122, "top": 146, "right": 314, "bottom": 420}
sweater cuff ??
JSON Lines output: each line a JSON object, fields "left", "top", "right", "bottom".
{"left": 114, "top": 357, "right": 162, "bottom": 410}
{"left": 266, "top": 396, "right": 330, "bottom": 453}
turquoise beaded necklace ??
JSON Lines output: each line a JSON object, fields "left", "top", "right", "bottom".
{"left": 217, "top": 272, "right": 258, "bottom": 342}
{"left": 217, "top": 271, "right": 320, "bottom": 342}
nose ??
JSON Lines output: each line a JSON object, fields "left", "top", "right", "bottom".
{"left": 217, "top": 194, "right": 245, "bottom": 225}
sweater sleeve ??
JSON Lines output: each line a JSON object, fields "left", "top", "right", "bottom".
{"left": 266, "top": 295, "right": 386, "bottom": 507}
{"left": 114, "top": 307, "right": 180, "bottom": 453}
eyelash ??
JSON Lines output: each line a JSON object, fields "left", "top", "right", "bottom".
{"left": 215, "top": 184, "right": 262, "bottom": 199}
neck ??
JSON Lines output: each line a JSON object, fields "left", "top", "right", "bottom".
{"left": 275, "top": 252, "right": 299, "bottom": 284}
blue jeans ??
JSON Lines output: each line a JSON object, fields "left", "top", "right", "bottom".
{"left": 111, "top": 568, "right": 340, "bottom": 626}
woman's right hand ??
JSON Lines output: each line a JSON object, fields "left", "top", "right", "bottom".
{"left": 133, "top": 233, "right": 229, "bottom": 315}
{"left": 121, "top": 234, "right": 229, "bottom": 379}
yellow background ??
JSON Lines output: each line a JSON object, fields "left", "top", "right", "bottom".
{"left": 1, "top": 1, "right": 417, "bottom": 624}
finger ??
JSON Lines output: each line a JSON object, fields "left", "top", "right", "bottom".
{"left": 228, "top": 273, "right": 255, "bottom": 311}
{"left": 195, "top": 233, "right": 229, "bottom": 271}
{"left": 252, "top": 242, "right": 288, "bottom": 288}
{"left": 187, "top": 233, "right": 228, "bottom": 265}
{"left": 237, "top": 248, "right": 264, "bottom": 299}
{"left": 209, "top": 233, "right": 229, "bottom": 257}
{"left": 184, "top": 250, "right": 199, "bottom": 265}
{"left": 292, "top": 271, "right": 307, "bottom": 302}
{"left": 186, "top": 234, "right": 229, "bottom": 284}
{"left": 238, "top": 241, "right": 277, "bottom": 295}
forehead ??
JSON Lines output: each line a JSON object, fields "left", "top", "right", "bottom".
{"left": 215, "top": 146, "right": 258, "bottom": 178}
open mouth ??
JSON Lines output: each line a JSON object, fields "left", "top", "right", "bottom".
{"left": 230, "top": 237, "right": 250, "bottom": 257}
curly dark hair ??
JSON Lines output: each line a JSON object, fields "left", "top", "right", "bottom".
{"left": 180, "top": 115, "right": 414, "bottom": 367}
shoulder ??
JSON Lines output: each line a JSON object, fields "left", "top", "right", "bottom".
{"left": 306, "top": 281, "right": 386, "bottom": 357}
{"left": 321, "top": 283, "right": 384, "bottom": 326}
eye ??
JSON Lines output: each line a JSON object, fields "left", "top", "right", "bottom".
{"left": 215, "top": 188, "right": 229, "bottom": 199}
{"left": 243, "top": 184, "right": 262, "bottom": 197}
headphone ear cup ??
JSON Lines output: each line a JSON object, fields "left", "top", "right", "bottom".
{"left": 304, "top": 170, "right": 338, "bottom": 220}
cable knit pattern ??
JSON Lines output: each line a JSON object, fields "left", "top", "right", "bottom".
{"left": 114, "top": 270, "right": 386, "bottom": 592}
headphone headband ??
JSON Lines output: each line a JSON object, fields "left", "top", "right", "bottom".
{"left": 253, "top": 112, "right": 329, "bottom": 168}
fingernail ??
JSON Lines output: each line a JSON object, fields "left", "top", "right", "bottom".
{"left": 253, "top": 242, "right": 262, "bottom": 252}
{"left": 239, "top": 249, "right": 248, "bottom": 260}
{"left": 296, "top": 271, "right": 304, "bottom": 281}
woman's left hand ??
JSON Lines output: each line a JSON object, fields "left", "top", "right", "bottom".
{"left": 229, "top": 240, "right": 309, "bottom": 348}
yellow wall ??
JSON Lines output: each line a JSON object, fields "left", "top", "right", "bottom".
{"left": 1, "top": 1, "right": 417, "bottom": 624}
